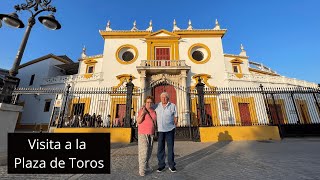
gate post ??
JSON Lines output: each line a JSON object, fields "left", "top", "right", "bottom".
{"left": 290, "top": 92, "right": 301, "bottom": 124}
{"left": 125, "top": 76, "right": 134, "bottom": 128}
{"left": 271, "top": 93, "right": 281, "bottom": 124}
{"left": 259, "top": 84, "right": 273, "bottom": 125}
{"left": 58, "top": 84, "right": 71, "bottom": 128}
{"left": 196, "top": 77, "right": 206, "bottom": 126}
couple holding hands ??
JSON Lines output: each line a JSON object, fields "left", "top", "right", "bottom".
{"left": 137, "top": 92, "right": 178, "bottom": 176}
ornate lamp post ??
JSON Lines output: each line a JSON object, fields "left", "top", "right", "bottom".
{"left": 0, "top": 0, "right": 61, "bottom": 103}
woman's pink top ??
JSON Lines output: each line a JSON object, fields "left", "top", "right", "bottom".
{"left": 138, "top": 108, "right": 157, "bottom": 135}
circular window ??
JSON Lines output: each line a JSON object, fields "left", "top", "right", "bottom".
{"left": 116, "top": 44, "right": 139, "bottom": 64}
{"left": 122, "top": 51, "right": 134, "bottom": 61}
{"left": 192, "top": 51, "right": 204, "bottom": 61}
{"left": 188, "top": 43, "right": 211, "bottom": 64}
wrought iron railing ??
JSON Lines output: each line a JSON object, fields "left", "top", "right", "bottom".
{"left": 42, "top": 72, "right": 103, "bottom": 85}
{"left": 196, "top": 86, "right": 320, "bottom": 127}
{"left": 10, "top": 84, "right": 320, "bottom": 139}
{"left": 227, "top": 73, "right": 318, "bottom": 88}
{"left": 140, "top": 60, "right": 187, "bottom": 67}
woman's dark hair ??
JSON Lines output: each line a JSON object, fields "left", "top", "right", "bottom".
{"left": 144, "top": 96, "right": 154, "bottom": 103}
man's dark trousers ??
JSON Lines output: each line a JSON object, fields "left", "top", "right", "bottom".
{"left": 157, "top": 128, "right": 176, "bottom": 169}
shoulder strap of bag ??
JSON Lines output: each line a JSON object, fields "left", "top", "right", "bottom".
{"left": 145, "top": 108, "right": 157, "bottom": 128}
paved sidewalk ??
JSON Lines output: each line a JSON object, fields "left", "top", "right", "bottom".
{"left": 1, "top": 138, "right": 320, "bottom": 179}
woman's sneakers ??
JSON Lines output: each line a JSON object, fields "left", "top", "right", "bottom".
{"left": 169, "top": 167, "right": 177, "bottom": 173}
{"left": 145, "top": 166, "right": 153, "bottom": 172}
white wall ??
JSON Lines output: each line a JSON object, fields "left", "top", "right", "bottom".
{"left": 179, "top": 37, "right": 226, "bottom": 87}
{"left": 17, "top": 58, "right": 67, "bottom": 88}
{"left": 78, "top": 56, "right": 103, "bottom": 75}
{"left": 100, "top": 38, "right": 147, "bottom": 87}
{"left": 18, "top": 94, "right": 56, "bottom": 125}
{"left": 48, "top": 60, "right": 66, "bottom": 77}
{"left": 17, "top": 58, "right": 70, "bottom": 125}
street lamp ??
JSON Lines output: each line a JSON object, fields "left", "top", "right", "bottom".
{"left": 0, "top": 0, "right": 61, "bottom": 104}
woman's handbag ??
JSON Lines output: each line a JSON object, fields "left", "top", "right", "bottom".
{"left": 145, "top": 108, "right": 158, "bottom": 141}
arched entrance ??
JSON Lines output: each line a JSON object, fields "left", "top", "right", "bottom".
{"left": 152, "top": 83, "right": 177, "bottom": 105}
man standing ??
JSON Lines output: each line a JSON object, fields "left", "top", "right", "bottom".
{"left": 154, "top": 92, "right": 178, "bottom": 173}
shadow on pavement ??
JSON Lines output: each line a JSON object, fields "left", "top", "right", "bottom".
{"left": 173, "top": 141, "right": 231, "bottom": 171}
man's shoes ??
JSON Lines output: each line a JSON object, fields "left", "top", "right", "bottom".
{"left": 169, "top": 167, "right": 177, "bottom": 173}
{"left": 157, "top": 166, "right": 165, "bottom": 172}
{"left": 139, "top": 172, "right": 145, "bottom": 176}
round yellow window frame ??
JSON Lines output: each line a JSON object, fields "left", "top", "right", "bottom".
{"left": 115, "top": 44, "right": 139, "bottom": 64}
{"left": 188, "top": 43, "right": 211, "bottom": 64}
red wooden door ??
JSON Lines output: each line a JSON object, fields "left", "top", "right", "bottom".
{"left": 238, "top": 103, "right": 252, "bottom": 126}
{"left": 155, "top": 48, "right": 170, "bottom": 66}
{"left": 268, "top": 104, "right": 284, "bottom": 125}
{"left": 116, "top": 104, "right": 126, "bottom": 126}
{"left": 153, "top": 84, "right": 176, "bottom": 105}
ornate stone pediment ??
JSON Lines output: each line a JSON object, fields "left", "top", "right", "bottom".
{"left": 145, "top": 29, "right": 180, "bottom": 40}
{"left": 190, "top": 74, "right": 216, "bottom": 90}
{"left": 150, "top": 74, "right": 180, "bottom": 87}
{"left": 113, "top": 74, "right": 137, "bottom": 89}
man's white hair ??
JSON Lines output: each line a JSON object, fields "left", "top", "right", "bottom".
{"left": 160, "top": 91, "right": 170, "bottom": 99}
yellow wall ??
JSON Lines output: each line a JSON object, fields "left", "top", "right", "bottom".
{"left": 110, "top": 96, "right": 138, "bottom": 126}
{"left": 69, "top": 97, "right": 91, "bottom": 116}
{"left": 199, "top": 126, "right": 281, "bottom": 142}
{"left": 53, "top": 128, "right": 132, "bottom": 143}
{"left": 190, "top": 96, "right": 220, "bottom": 126}
{"left": 295, "top": 99, "right": 311, "bottom": 124}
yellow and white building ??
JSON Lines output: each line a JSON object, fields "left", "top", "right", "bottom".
{"left": 15, "top": 19, "right": 319, "bottom": 132}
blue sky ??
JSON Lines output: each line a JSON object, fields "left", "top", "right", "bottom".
{"left": 0, "top": 0, "right": 319, "bottom": 84}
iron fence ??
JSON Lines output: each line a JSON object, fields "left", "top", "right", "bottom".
{"left": 9, "top": 83, "right": 320, "bottom": 138}
{"left": 197, "top": 86, "right": 320, "bottom": 127}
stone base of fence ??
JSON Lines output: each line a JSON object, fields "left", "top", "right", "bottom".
{"left": 279, "top": 124, "right": 320, "bottom": 137}
{"left": 15, "top": 123, "right": 49, "bottom": 132}
{"left": 199, "top": 126, "right": 281, "bottom": 142}
{"left": 53, "top": 128, "right": 132, "bottom": 143}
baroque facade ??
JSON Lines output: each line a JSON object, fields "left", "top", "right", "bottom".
{"left": 14, "top": 20, "right": 319, "bottom": 130}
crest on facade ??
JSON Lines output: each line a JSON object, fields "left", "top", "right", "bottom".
{"left": 148, "top": 73, "right": 186, "bottom": 91}
{"left": 113, "top": 74, "right": 137, "bottom": 90}
{"left": 190, "top": 74, "right": 216, "bottom": 90}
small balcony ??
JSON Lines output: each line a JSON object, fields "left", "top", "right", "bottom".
{"left": 137, "top": 60, "right": 191, "bottom": 75}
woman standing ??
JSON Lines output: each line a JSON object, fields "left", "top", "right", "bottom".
{"left": 137, "top": 96, "right": 157, "bottom": 176}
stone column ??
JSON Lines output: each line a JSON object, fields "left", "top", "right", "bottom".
{"left": 140, "top": 70, "right": 147, "bottom": 102}
{"left": 181, "top": 70, "right": 189, "bottom": 126}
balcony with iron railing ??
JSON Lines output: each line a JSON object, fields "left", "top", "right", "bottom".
{"left": 226, "top": 72, "right": 318, "bottom": 88}
{"left": 249, "top": 61, "right": 277, "bottom": 74}
{"left": 42, "top": 72, "right": 103, "bottom": 85}
{"left": 137, "top": 60, "right": 191, "bottom": 74}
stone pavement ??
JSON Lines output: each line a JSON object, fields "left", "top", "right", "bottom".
{"left": 1, "top": 138, "right": 320, "bottom": 180}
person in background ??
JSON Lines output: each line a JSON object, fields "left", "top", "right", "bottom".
{"left": 114, "top": 115, "right": 120, "bottom": 127}
{"left": 132, "top": 111, "right": 137, "bottom": 127}
{"left": 104, "top": 115, "right": 111, "bottom": 127}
